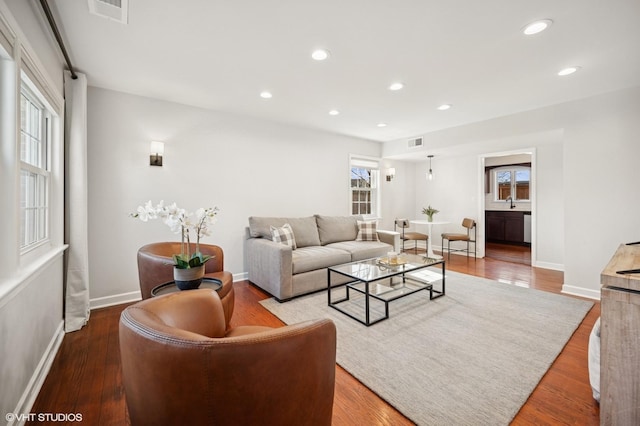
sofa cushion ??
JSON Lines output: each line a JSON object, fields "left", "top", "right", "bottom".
{"left": 355, "top": 220, "right": 379, "bottom": 242}
{"left": 292, "top": 246, "right": 352, "bottom": 274}
{"left": 326, "top": 241, "right": 392, "bottom": 262}
{"left": 249, "top": 216, "right": 321, "bottom": 247}
{"left": 316, "top": 215, "right": 363, "bottom": 245}
{"left": 270, "top": 223, "right": 297, "bottom": 249}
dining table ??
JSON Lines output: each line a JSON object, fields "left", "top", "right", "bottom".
{"left": 410, "top": 219, "right": 450, "bottom": 259}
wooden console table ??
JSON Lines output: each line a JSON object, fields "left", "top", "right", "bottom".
{"left": 600, "top": 243, "right": 640, "bottom": 425}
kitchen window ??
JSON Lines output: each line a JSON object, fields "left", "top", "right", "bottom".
{"left": 493, "top": 166, "right": 530, "bottom": 202}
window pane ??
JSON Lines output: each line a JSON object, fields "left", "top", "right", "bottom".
{"left": 496, "top": 171, "right": 511, "bottom": 200}
{"left": 20, "top": 93, "right": 44, "bottom": 168}
{"left": 350, "top": 159, "right": 380, "bottom": 216}
{"left": 515, "top": 169, "right": 530, "bottom": 200}
{"left": 351, "top": 167, "right": 373, "bottom": 215}
{"left": 19, "top": 85, "right": 49, "bottom": 249}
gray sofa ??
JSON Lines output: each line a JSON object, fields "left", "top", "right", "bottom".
{"left": 246, "top": 215, "right": 400, "bottom": 301}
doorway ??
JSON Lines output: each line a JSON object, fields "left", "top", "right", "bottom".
{"left": 479, "top": 149, "right": 535, "bottom": 266}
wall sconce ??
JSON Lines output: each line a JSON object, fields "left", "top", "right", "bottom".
{"left": 386, "top": 168, "right": 396, "bottom": 182}
{"left": 150, "top": 141, "right": 164, "bottom": 166}
{"left": 426, "top": 155, "right": 434, "bottom": 181}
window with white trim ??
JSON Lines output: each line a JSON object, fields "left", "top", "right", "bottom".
{"left": 493, "top": 166, "right": 530, "bottom": 202}
{"left": 20, "top": 83, "right": 50, "bottom": 250}
{"left": 350, "top": 156, "right": 380, "bottom": 217}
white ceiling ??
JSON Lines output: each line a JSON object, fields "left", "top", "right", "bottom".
{"left": 49, "top": 0, "right": 640, "bottom": 143}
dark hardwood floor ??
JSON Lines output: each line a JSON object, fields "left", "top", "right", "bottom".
{"left": 28, "top": 251, "right": 600, "bottom": 425}
{"left": 485, "top": 242, "right": 532, "bottom": 265}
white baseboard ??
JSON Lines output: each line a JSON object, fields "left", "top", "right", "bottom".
{"left": 233, "top": 272, "right": 248, "bottom": 281}
{"left": 562, "top": 284, "right": 601, "bottom": 301}
{"left": 10, "top": 321, "right": 65, "bottom": 426}
{"left": 533, "top": 261, "right": 564, "bottom": 271}
{"left": 90, "top": 290, "right": 141, "bottom": 310}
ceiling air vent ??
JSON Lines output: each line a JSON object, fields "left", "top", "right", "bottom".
{"left": 407, "top": 137, "right": 423, "bottom": 148}
{"left": 88, "top": 0, "right": 129, "bottom": 24}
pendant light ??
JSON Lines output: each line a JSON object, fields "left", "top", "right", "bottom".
{"left": 426, "top": 155, "right": 434, "bottom": 181}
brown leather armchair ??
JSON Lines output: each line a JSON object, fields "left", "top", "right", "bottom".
{"left": 119, "top": 289, "right": 337, "bottom": 426}
{"left": 137, "top": 242, "right": 234, "bottom": 325}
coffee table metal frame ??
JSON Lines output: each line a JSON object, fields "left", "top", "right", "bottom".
{"left": 327, "top": 255, "right": 445, "bottom": 326}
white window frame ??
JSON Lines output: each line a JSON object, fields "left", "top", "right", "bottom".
{"left": 493, "top": 166, "right": 531, "bottom": 202}
{"left": 349, "top": 155, "right": 380, "bottom": 218}
{"left": 19, "top": 82, "right": 51, "bottom": 253}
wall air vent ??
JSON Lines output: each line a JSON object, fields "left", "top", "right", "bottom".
{"left": 88, "top": 0, "right": 129, "bottom": 24}
{"left": 407, "top": 137, "right": 423, "bottom": 148}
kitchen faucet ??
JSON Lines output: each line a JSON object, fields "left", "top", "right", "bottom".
{"left": 506, "top": 196, "right": 516, "bottom": 209}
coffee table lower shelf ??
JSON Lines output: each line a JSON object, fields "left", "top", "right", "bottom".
{"left": 327, "top": 257, "right": 445, "bottom": 326}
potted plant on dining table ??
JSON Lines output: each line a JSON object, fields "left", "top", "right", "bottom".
{"left": 422, "top": 205, "right": 439, "bottom": 222}
{"left": 131, "top": 200, "right": 219, "bottom": 290}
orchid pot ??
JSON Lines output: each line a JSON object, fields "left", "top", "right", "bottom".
{"left": 174, "top": 265, "right": 205, "bottom": 290}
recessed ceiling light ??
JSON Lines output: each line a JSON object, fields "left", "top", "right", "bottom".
{"left": 437, "top": 104, "right": 452, "bottom": 111}
{"left": 329, "top": 110, "right": 340, "bottom": 116}
{"left": 558, "top": 66, "right": 581, "bottom": 76}
{"left": 389, "top": 82, "right": 404, "bottom": 91}
{"left": 377, "top": 123, "right": 387, "bottom": 128}
{"left": 260, "top": 91, "right": 272, "bottom": 99}
{"left": 523, "top": 19, "right": 553, "bottom": 35}
{"left": 311, "top": 49, "right": 330, "bottom": 61}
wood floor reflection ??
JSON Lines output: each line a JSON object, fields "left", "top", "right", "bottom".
{"left": 485, "top": 242, "right": 532, "bottom": 265}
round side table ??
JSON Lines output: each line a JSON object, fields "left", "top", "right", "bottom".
{"left": 151, "top": 277, "right": 222, "bottom": 297}
{"left": 410, "top": 220, "right": 450, "bottom": 259}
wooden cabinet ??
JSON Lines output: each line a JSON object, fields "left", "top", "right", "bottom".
{"left": 485, "top": 211, "right": 526, "bottom": 244}
{"left": 600, "top": 244, "right": 640, "bottom": 425}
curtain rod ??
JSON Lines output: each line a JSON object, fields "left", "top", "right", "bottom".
{"left": 39, "top": 0, "right": 78, "bottom": 80}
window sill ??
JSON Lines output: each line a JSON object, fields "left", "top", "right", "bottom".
{"left": 0, "top": 244, "right": 68, "bottom": 308}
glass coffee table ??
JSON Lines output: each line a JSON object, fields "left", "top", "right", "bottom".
{"left": 327, "top": 254, "right": 445, "bottom": 326}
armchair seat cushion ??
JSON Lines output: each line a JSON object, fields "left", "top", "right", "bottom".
{"left": 226, "top": 325, "right": 275, "bottom": 337}
{"left": 292, "top": 246, "right": 352, "bottom": 274}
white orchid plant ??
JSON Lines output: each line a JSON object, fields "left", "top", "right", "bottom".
{"left": 131, "top": 200, "right": 220, "bottom": 269}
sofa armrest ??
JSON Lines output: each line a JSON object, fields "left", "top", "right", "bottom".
{"left": 245, "top": 238, "right": 293, "bottom": 301}
{"left": 376, "top": 230, "right": 401, "bottom": 252}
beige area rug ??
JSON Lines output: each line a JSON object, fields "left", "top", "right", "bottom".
{"left": 260, "top": 270, "right": 593, "bottom": 426}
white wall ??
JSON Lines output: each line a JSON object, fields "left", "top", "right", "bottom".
{"left": 379, "top": 159, "right": 417, "bottom": 231}
{"left": 562, "top": 88, "right": 640, "bottom": 298}
{"left": 383, "top": 86, "right": 640, "bottom": 299}
{"left": 4, "top": 0, "right": 62, "bottom": 93}
{"left": 86, "top": 87, "right": 382, "bottom": 305}
{"left": 412, "top": 152, "right": 486, "bottom": 254}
